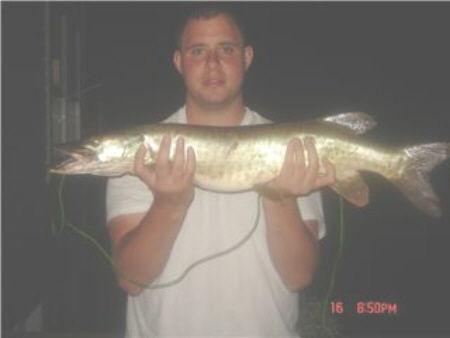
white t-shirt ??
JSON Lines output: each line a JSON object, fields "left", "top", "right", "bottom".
{"left": 106, "top": 107, "right": 326, "bottom": 338}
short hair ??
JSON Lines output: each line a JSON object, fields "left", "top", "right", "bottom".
{"left": 174, "top": 5, "right": 248, "bottom": 50}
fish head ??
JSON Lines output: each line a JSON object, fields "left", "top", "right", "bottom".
{"left": 49, "top": 135, "right": 140, "bottom": 176}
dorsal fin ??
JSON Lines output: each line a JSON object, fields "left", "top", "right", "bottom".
{"left": 321, "top": 112, "right": 377, "bottom": 135}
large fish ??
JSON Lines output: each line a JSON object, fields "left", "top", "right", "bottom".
{"left": 49, "top": 112, "right": 450, "bottom": 217}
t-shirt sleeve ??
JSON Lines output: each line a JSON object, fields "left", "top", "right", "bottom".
{"left": 297, "top": 191, "right": 326, "bottom": 239}
{"left": 105, "top": 175, "right": 154, "bottom": 224}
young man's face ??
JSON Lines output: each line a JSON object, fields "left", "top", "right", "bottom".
{"left": 174, "top": 14, "right": 253, "bottom": 110}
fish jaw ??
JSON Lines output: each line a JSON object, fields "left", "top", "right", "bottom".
{"left": 49, "top": 156, "right": 134, "bottom": 176}
{"left": 49, "top": 156, "right": 90, "bottom": 175}
{"left": 49, "top": 145, "right": 134, "bottom": 176}
{"left": 48, "top": 144, "right": 95, "bottom": 174}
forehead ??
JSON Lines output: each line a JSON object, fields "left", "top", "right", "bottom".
{"left": 180, "top": 14, "right": 243, "bottom": 48}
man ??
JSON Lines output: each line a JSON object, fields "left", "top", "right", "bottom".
{"left": 106, "top": 6, "right": 335, "bottom": 337}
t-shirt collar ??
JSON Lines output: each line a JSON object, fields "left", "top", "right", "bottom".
{"left": 176, "top": 106, "right": 252, "bottom": 126}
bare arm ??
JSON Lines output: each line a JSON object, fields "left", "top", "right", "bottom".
{"left": 108, "top": 136, "right": 196, "bottom": 295}
{"left": 263, "top": 138, "right": 335, "bottom": 292}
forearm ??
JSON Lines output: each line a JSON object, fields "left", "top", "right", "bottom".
{"left": 112, "top": 200, "right": 189, "bottom": 294}
{"left": 263, "top": 197, "right": 319, "bottom": 292}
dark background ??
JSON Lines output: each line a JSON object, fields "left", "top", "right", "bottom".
{"left": 3, "top": 2, "right": 450, "bottom": 337}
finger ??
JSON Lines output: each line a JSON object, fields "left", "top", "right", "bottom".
{"left": 294, "top": 138, "right": 305, "bottom": 172}
{"left": 172, "top": 137, "right": 185, "bottom": 174}
{"left": 155, "top": 135, "right": 171, "bottom": 172}
{"left": 134, "top": 144, "right": 147, "bottom": 173}
{"left": 304, "top": 138, "right": 318, "bottom": 167}
{"left": 134, "top": 144, "right": 154, "bottom": 183}
{"left": 280, "top": 139, "right": 298, "bottom": 178}
{"left": 288, "top": 138, "right": 305, "bottom": 183}
{"left": 316, "top": 158, "right": 337, "bottom": 187}
{"left": 185, "top": 146, "right": 196, "bottom": 178}
{"left": 302, "top": 138, "right": 320, "bottom": 186}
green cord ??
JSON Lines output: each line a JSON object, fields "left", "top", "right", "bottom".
{"left": 52, "top": 176, "right": 158, "bottom": 289}
{"left": 150, "top": 195, "right": 261, "bottom": 289}
{"left": 52, "top": 176, "right": 261, "bottom": 290}
{"left": 321, "top": 196, "right": 345, "bottom": 338}
{"left": 51, "top": 175, "right": 67, "bottom": 236}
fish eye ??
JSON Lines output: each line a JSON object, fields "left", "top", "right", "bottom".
{"left": 88, "top": 138, "right": 102, "bottom": 148}
{"left": 83, "top": 138, "right": 102, "bottom": 153}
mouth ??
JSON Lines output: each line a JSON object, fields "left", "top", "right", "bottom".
{"left": 203, "top": 78, "right": 225, "bottom": 86}
{"left": 48, "top": 145, "right": 96, "bottom": 174}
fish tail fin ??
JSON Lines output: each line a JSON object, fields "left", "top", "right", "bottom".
{"left": 392, "top": 143, "right": 450, "bottom": 217}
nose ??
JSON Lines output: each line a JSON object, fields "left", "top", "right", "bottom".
{"left": 205, "top": 49, "right": 220, "bottom": 69}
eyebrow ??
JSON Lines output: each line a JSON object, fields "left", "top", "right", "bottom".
{"left": 184, "top": 43, "right": 205, "bottom": 51}
{"left": 184, "top": 41, "right": 242, "bottom": 51}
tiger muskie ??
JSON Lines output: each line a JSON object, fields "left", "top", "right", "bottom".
{"left": 49, "top": 112, "right": 450, "bottom": 217}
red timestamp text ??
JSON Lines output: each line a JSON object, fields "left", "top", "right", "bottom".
{"left": 356, "top": 301, "right": 398, "bottom": 314}
{"left": 330, "top": 301, "right": 398, "bottom": 315}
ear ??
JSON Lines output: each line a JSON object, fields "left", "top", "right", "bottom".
{"left": 173, "top": 50, "right": 183, "bottom": 74}
{"left": 244, "top": 45, "right": 254, "bottom": 71}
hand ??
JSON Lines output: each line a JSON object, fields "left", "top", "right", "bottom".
{"left": 134, "top": 135, "right": 196, "bottom": 209}
{"left": 265, "top": 138, "right": 336, "bottom": 201}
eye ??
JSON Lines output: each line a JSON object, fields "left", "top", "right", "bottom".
{"left": 221, "top": 44, "right": 235, "bottom": 54}
{"left": 88, "top": 138, "right": 101, "bottom": 146}
{"left": 189, "top": 47, "right": 205, "bottom": 57}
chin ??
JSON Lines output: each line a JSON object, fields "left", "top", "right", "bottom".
{"left": 189, "top": 89, "right": 240, "bottom": 109}
{"left": 198, "top": 95, "right": 231, "bottom": 106}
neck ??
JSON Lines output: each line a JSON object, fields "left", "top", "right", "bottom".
{"left": 185, "top": 98, "right": 246, "bottom": 126}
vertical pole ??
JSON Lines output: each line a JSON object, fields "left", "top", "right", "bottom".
{"left": 73, "top": 20, "right": 81, "bottom": 141}
{"left": 60, "top": 13, "right": 68, "bottom": 143}
{"left": 44, "top": 2, "right": 52, "bottom": 171}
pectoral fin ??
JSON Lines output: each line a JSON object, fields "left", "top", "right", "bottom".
{"left": 331, "top": 171, "right": 369, "bottom": 207}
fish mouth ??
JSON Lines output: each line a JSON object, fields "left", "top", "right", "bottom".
{"left": 48, "top": 145, "right": 96, "bottom": 174}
